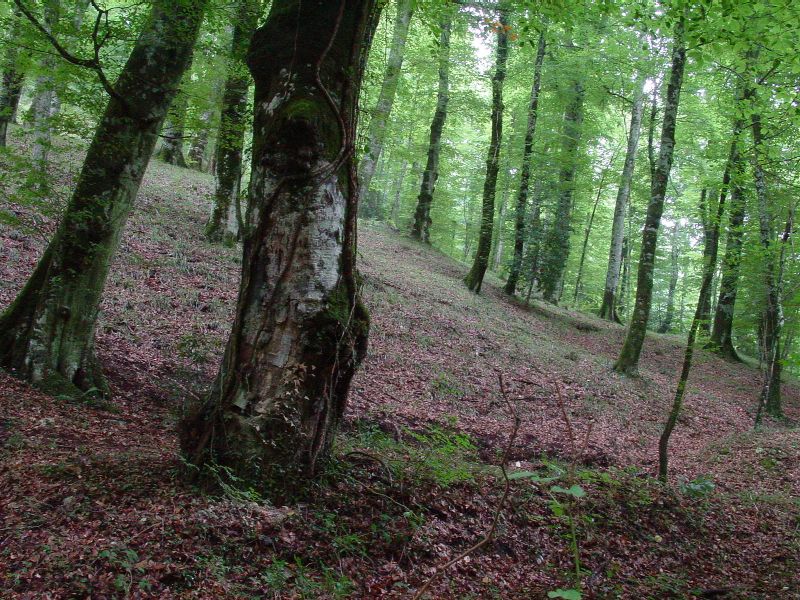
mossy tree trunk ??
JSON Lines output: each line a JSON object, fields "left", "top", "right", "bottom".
{"left": 0, "top": 6, "right": 26, "bottom": 147}
{"left": 205, "top": 0, "right": 260, "bottom": 244}
{"left": 0, "top": 0, "right": 206, "bottom": 396}
{"left": 358, "top": 0, "right": 413, "bottom": 210}
{"left": 658, "top": 120, "right": 729, "bottom": 483}
{"left": 657, "top": 220, "right": 681, "bottom": 333}
{"left": 505, "top": 28, "right": 545, "bottom": 296}
{"left": 599, "top": 76, "right": 645, "bottom": 321}
{"left": 181, "top": 0, "right": 378, "bottom": 493}
{"left": 538, "top": 77, "right": 584, "bottom": 303}
{"left": 464, "top": 11, "right": 509, "bottom": 293}
{"left": 614, "top": 18, "right": 685, "bottom": 374}
{"left": 156, "top": 91, "right": 189, "bottom": 167}
{"left": 752, "top": 110, "right": 784, "bottom": 419}
{"left": 710, "top": 133, "right": 746, "bottom": 360}
{"left": 696, "top": 188, "right": 714, "bottom": 333}
{"left": 411, "top": 11, "right": 452, "bottom": 243}
{"left": 29, "top": 0, "right": 61, "bottom": 180}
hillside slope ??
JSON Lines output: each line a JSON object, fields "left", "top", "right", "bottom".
{"left": 1, "top": 151, "right": 798, "bottom": 598}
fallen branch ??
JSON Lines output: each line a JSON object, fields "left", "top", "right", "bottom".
{"left": 411, "top": 372, "right": 520, "bottom": 600}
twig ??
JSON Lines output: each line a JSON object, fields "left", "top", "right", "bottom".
{"left": 411, "top": 372, "right": 520, "bottom": 600}
{"left": 343, "top": 449, "right": 394, "bottom": 484}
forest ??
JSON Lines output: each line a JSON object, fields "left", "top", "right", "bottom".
{"left": 0, "top": 0, "right": 798, "bottom": 597}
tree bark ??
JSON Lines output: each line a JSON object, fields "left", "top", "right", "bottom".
{"left": 29, "top": 0, "right": 62, "bottom": 180}
{"left": 538, "top": 77, "right": 584, "bottom": 303}
{"left": 615, "top": 18, "right": 685, "bottom": 374}
{"left": 504, "top": 28, "right": 545, "bottom": 295}
{"left": 411, "top": 11, "right": 452, "bottom": 242}
{"left": 465, "top": 12, "right": 509, "bottom": 293}
{"left": 599, "top": 76, "right": 645, "bottom": 321}
{"left": 181, "top": 0, "right": 379, "bottom": 492}
{"left": 658, "top": 120, "right": 729, "bottom": 483}
{"left": 205, "top": 0, "right": 260, "bottom": 244}
{"left": 0, "top": 6, "right": 25, "bottom": 147}
{"left": 752, "top": 110, "right": 783, "bottom": 419}
{"left": 0, "top": 0, "right": 207, "bottom": 396}
{"left": 358, "top": 0, "right": 414, "bottom": 205}
{"left": 657, "top": 220, "right": 680, "bottom": 333}
{"left": 696, "top": 188, "right": 713, "bottom": 333}
{"left": 710, "top": 133, "right": 746, "bottom": 360}
{"left": 156, "top": 91, "right": 189, "bottom": 167}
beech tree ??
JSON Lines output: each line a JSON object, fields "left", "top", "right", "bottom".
{"left": 615, "top": 16, "right": 685, "bottom": 374}
{"left": 464, "top": 10, "right": 508, "bottom": 293}
{"left": 181, "top": 0, "right": 380, "bottom": 491}
{"left": 0, "top": 0, "right": 207, "bottom": 395}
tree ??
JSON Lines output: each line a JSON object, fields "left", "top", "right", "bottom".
{"left": 0, "top": 0, "right": 207, "bottom": 395}
{"left": 538, "top": 76, "right": 584, "bottom": 303}
{"left": 599, "top": 76, "right": 646, "bottom": 321}
{"left": 411, "top": 10, "right": 452, "bottom": 243}
{"left": 155, "top": 90, "right": 190, "bottom": 167}
{"left": 614, "top": 16, "right": 685, "bottom": 374}
{"left": 0, "top": 6, "right": 26, "bottom": 147}
{"left": 181, "top": 0, "right": 379, "bottom": 492}
{"left": 464, "top": 11, "right": 509, "bottom": 293}
{"left": 359, "top": 0, "right": 414, "bottom": 214}
{"left": 504, "top": 28, "right": 545, "bottom": 296}
{"left": 205, "top": 0, "right": 261, "bottom": 243}
{"left": 657, "top": 219, "right": 681, "bottom": 333}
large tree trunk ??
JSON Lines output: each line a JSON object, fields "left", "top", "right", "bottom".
{"left": 358, "top": 0, "right": 414, "bottom": 205}
{"left": 181, "top": 0, "right": 379, "bottom": 492}
{"left": 710, "top": 134, "right": 746, "bottom": 360}
{"left": 752, "top": 110, "right": 783, "bottom": 419}
{"left": 599, "top": 77, "right": 645, "bottom": 321}
{"left": 156, "top": 91, "right": 189, "bottom": 167}
{"left": 205, "top": 0, "right": 260, "bottom": 244}
{"left": 658, "top": 119, "right": 729, "bottom": 483}
{"left": 657, "top": 220, "right": 680, "bottom": 333}
{"left": 0, "top": 0, "right": 206, "bottom": 396}
{"left": 615, "top": 18, "right": 685, "bottom": 374}
{"left": 465, "top": 11, "right": 509, "bottom": 293}
{"left": 538, "top": 77, "right": 584, "bottom": 303}
{"left": 0, "top": 6, "right": 25, "bottom": 147}
{"left": 505, "top": 29, "right": 545, "bottom": 296}
{"left": 411, "top": 11, "right": 452, "bottom": 242}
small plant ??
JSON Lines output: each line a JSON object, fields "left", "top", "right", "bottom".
{"left": 97, "top": 545, "right": 150, "bottom": 595}
{"left": 679, "top": 475, "right": 715, "bottom": 498}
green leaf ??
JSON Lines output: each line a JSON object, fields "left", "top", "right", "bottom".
{"left": 551, "top": 484, "right": 586, "bottom": 498}
{"left": 548, "top": 589, "right": 582, "bottom": 599}
{"left": 509, "top": 470, "right": 558, "bottom": 482}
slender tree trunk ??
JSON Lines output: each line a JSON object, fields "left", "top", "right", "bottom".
{"left": 710, "top": 135, "right": 746, "bottom": 360}
{"left": 523, "top": 176, "right": 546, "bottom": 303}
{"left": 696, "top": 188, "right": 714, "bottom": 333}
{"left": 181, "top": 0, "right": 379, "bottom": 492}
{"left": 615, "top": 18, "right": 685, "bottom": 374}
{"left": 156, "top": 91, "right": 189, "bottom": 167}
{"left": 189, "top": 107, "right": 215, "bottom": 171}
{"left": 491, "top": 171, "right": 510, "bottom": 272}
{"left": 538, "top": 77, "right": 584, "bottom": 303}
{"left": 0, "top": 0, "right": 206, "bottom": 396}
{"left": 505, "top": 28, "right": 545, "bottom": 295}
{"left": 658, "top": 125, "right": 729, "bottom": 483}
{"left": 574, "top": 155, "right": 615, "bottom": 304}
{"left": 658, "top": 220, "right": 680, "bottom": 333}
{"left": 600, "top": 77, "right": 646, "bottom": 321}
{"left": 29, "top": 0, "right": 61, "bottom": 179}
{"left": 411, "top": 11, "right": 452, "bottom": 242}
{"left": 752, "top": 110, "right": 783, "bottom": 419}
{"left": 0, "top": 6, "right": 25, "bottom": 147}
{"left": 359, "top": 0, "right": 413, "bottom": 204}
{"left": 465, "top": 12, "right": 509, "bottom": 293}
{"left": 205, "top": 0, "right": 260, "bottom": 244}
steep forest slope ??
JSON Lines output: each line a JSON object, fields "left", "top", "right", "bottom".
{"left": 1, "top": 143, "right": 798, "bottom": 598}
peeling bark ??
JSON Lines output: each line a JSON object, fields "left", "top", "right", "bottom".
{"left": 181, "top": 0, "right": 379, "bottom": 493}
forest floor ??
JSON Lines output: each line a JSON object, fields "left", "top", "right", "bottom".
{"left": 1, "top": 135, "right": 799, "bottom": 599}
